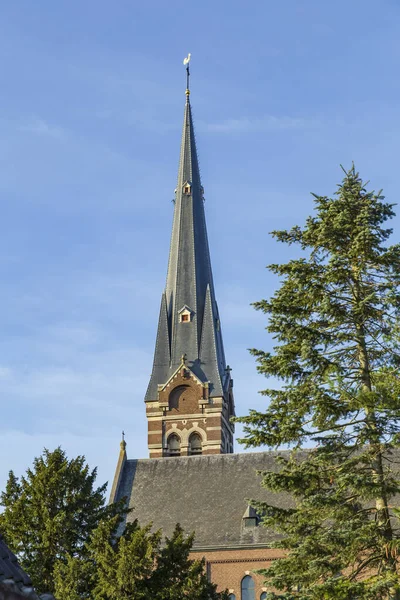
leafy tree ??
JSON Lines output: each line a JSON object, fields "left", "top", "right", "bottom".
{"left": 54, "top": 516, "right": 227, "bottom": 600}
{"left": 0, "top": 447, "right": 126, "bottom": 595}
{"left": 236, "top": 166, "right": 400, "bottom": 599}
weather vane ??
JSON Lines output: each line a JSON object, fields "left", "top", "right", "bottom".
{"left": 183, "top": 53, "right": 191, "bottom": 95}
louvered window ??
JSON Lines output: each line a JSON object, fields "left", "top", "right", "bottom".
{"left": 188, "top": 432, "right": 202, "bottom": 455}
{"left": 167, "top": 433, "right": 181, "bottom": 457}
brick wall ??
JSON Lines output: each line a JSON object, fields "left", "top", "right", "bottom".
{"left": 190, "top": 547, "right": 285, "bottom": 597}
{"left": 146, "top": 371, "right": 234, "bottom": 457}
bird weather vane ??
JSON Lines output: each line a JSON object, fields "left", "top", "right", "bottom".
{"left": 183, "top": 53, "right": 191, "bottom": 93}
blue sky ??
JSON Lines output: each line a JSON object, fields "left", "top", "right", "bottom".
{"left": 1, "top": 0, "right": 400, "bottom": 496}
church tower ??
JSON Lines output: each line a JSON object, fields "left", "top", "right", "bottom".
{"left": 145, "top": 64, "right": 235, "bottom": 458}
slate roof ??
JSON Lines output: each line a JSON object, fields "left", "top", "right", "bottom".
{"left": 145, "top": 93, "right": 228, "bottom": 401}
{"left": 0, "top": 534, "right": 54, "bottom": 599}
{"left": 113, "top": 451, "right": 292, "bottom": 549}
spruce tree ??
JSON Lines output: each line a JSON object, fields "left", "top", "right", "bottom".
{"left": 54, "top": 517, "right": 227, "bottom": 600}
{"left": 0, "top": 447, "right": 126, "bottom": 595}
{"left": 151, "top": 523, "right": 223, "bottom": 600}
{"left": 236, "top": 166, "right": 400, "bottom": 599}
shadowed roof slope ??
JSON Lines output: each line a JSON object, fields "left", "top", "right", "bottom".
{"left": 0, "top": 535, "right": 31, "bottom": 591}
{"left": 113, "top": 451, "right": 292, "bottom": 548}
{"left": 0, "top": 534, "right": 54, "bottom": 599}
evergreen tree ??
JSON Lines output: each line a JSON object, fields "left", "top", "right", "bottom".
{"left": 236, "top": 166, "right": 400, "bottom": 599}
{"left": 54, "top": 517, "right": 227, "bottom": 600}
{"left": 151, "top": 523, "right": 223, "bottom": 600}
{"left": 0, "top": 447, "right": 126, "bottom": 595}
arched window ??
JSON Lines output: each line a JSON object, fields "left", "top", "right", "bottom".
{"left": 260, "top": 593, "right": 267, "bottom": 600}
{"left": 168, "top": 385, "right": 189, "bottom": 411}
{"left": 188, "top": 432, "right": 202, "bottom": 455}
{"left": 241, "top": 575, "right": 255, "bottom": 600}
{"left": 228, "top": 595, "right": 236, "bottom": 600}
{"left": 167, "top": 433, "right": 181, "bottom": 457}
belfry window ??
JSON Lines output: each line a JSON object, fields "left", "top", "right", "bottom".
{"left": 241, "top": 575, "right": 255, "bottom": 600}
{"left": 188, "top": 432, "right": 202, "bottom": 455}
{"left": 167, "top": 433, "right": 181, "bottom": 457}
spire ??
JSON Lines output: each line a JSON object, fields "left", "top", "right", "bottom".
{"left": 145, "top": 59, "right": 228, "bottom": 401}
{"left": 143, "top": 58, "right": 235, "bottom": 457}
{"left": 109, "top": 432, "right": 127, "bottom": 503}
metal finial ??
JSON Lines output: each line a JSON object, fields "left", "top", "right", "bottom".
{"left": 122, "top": 430, "right": 125, "bottom": 441}
{"left": 181, "top": 353, "right": 187, "bottom": 365}
{"left": 183, "top": 53, "right": 191, "bottom": 97}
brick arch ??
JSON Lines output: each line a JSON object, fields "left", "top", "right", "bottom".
{"left": 185, "top": 425, "right": 206, "bottom": 443}
{"left": 168, "top": 384, "right": 198, "bottom": 414}
{"left": 167, "top": 429, "right": 181, "bottom": 442}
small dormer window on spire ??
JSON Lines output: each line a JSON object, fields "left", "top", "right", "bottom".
{"left": 179, "top": 305, "right": 192, "bottom": 323}
{"left": 183, "top": 181, "right": 192, "bottom": 196}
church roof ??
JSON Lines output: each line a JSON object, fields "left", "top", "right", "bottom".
{"left": 112, "top": 451, "right": 293, "bottom": 549}
{"left": 145, "top": 91, "right": 227, "bottom": 401}
{"left": 0, "top": 534, "right": 54, "bottom": 599}
{"left": 0, "top": 535, "right": 32, "bottom": 590}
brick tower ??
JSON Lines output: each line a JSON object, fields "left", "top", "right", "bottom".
{"left": 145, "top": 65, "right": 235, "bottom": 458}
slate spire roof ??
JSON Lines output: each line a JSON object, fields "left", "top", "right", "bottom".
{"left": 145, "top": 86, "right": 227, "bottom": 400}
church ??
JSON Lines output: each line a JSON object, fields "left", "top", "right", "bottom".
{"left": 110, "top": 64, "right": 287, "bottom": 599}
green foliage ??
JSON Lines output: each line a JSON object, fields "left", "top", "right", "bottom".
{"left": 152, "top": 523, "right": 226, "bottom": 600}
{"left": 53, "top": 554, "right": 95, "bottom": 600}
{"left": 0, "top": 447, "right": 127, "bottom": 595}
{"left": 236, "top": 166, "right": 400, "bottom": 599}
{"left": 54, "top": 517, "right": 228, "bottom": 600}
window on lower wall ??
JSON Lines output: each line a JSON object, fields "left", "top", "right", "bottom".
{"left": 228, "top": 595, "right": 236, "bottom": 600}
{"left": 241, "top": 575, "right": 255, "bottom": 600}
{"left": 260, "top": 593, "right": 268, "bottom": 600}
